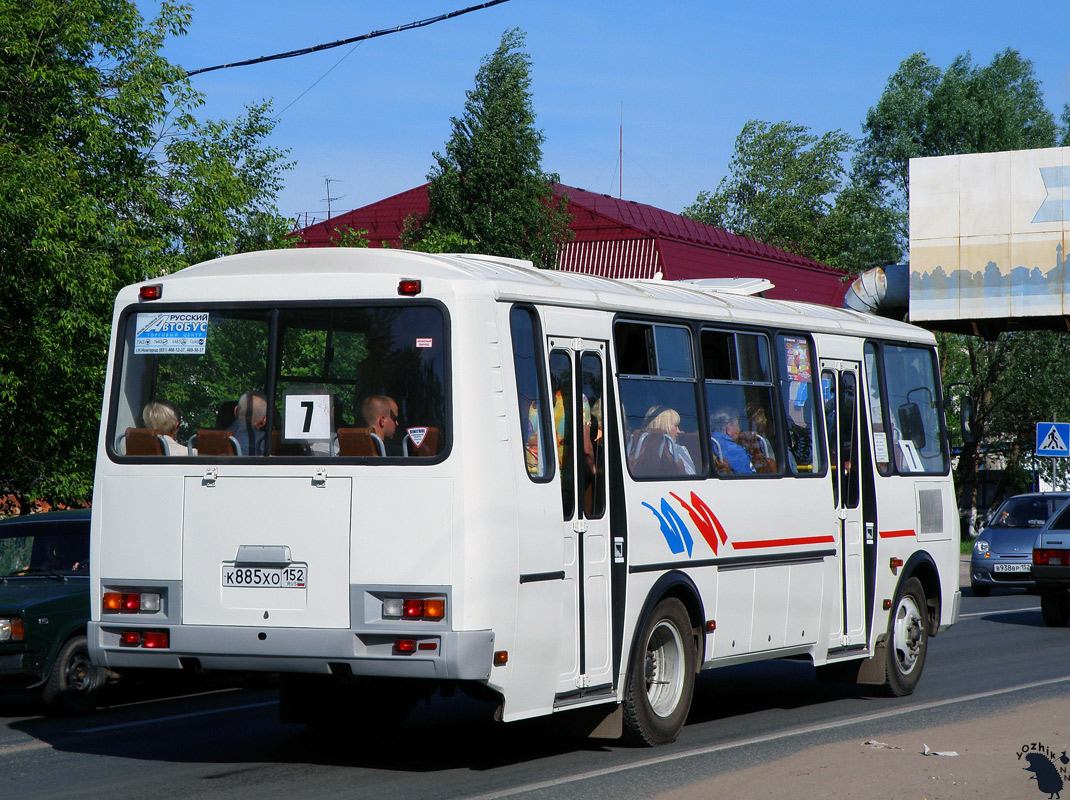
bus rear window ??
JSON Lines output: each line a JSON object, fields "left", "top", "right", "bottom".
{"left": 109, "top": 304, "right": 448, "bottom": 461}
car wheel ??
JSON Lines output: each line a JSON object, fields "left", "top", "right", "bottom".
{"left": 623, "top": 598, "right": 696, "bottom": 746}
{"left": 881, "top": 577, "right": 928, "bottom": 697}
{"left": 970, "top": 582, "right": 991, "bottom": 598}
{"left": 42, "top": 635, "right": 105, "bottom": 714}
{"left": 1040, "top": 592, "right": 1070, "bottom": 627}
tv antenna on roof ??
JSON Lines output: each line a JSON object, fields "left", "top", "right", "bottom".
{"left": 322, "top": 177, "right": 345, "bottom": 219}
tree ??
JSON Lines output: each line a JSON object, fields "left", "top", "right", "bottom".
{"left": 0, "top": 0, "right": 293, "bottom": 509}
{"left": 854, "top": 48, "right": 1062, "bottom": 253}
{"left": 683, "top": 120, "right": 899, "bottom": 273}
{"left": 420, "top": 28, "right": 571, "bottom": 269}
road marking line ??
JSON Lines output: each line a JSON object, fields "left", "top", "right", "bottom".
{"left": 75, "top": 700, "right": 276, "bottom": 734}
{"left": 959, "top": 605, "right": 1039, "bottom": 619}
{"left": 461, "top": 675, "right": 1070, "bottom": 800}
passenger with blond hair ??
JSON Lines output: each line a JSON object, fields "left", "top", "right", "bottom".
{"left": 142, "top": 400, "right": 188, "bottom": 456}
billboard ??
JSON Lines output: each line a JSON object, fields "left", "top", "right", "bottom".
{"left": 909, "top": 147, "right": 1070, "bottom": 334}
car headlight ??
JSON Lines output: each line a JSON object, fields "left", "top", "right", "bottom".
{"left": 974, "top": 539, "right": 990, "bottom": 555}
{"left": 0, "top": 618, "right": 25, "bottom": 642}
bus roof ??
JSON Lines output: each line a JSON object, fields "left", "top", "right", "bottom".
{"left": 136, "top": 249, "right": 935, "bottom": 344}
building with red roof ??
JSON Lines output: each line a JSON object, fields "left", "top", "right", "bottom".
{"left": 296, "top": 183, "right": 849, "bottom": 306}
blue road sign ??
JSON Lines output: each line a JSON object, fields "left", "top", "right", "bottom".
{"left": 1037, "top": 422, "right": 1070, "bottom": 457}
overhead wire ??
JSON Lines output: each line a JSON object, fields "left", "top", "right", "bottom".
{"left": 183, "top": 0, "right": 512, "bottom": 78}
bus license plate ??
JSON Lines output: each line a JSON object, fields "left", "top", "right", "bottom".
{"left": 993, "top": 563, "right": 1030, "bottom": 573}
{"left": 222, "top": 564, "right": 307, "bottom": 588}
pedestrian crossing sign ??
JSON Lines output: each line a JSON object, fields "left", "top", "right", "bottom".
{"left": 1037, "top": 422, "right": 1070, "bottom": 457}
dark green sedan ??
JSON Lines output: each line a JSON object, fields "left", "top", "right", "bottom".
{"left": 0, "top": 509, "right": 106, "bottom": 712}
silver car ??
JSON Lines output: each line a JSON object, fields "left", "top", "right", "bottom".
{"left": 970, "top": 493, "right": 1070, "bottom": 596}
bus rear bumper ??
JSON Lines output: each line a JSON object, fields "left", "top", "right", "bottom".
{"left": 89, "top": 622, "right": 494, "bottom": 681}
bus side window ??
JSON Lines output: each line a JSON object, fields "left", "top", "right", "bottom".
{"left": 509, "top": 306, "right": 552, "bottom": 481}
{"left": 702, "top": 329, "right": 779, "bottom": 476}
{"left": 616, "top": 321, "right": 702, "bottom": 479}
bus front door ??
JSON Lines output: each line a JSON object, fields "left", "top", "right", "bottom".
{"left": 821, "top": 361, "right": 867, "bottom": 649}
{"left": 548, "top": 340, "right": 613, "bottom": 700}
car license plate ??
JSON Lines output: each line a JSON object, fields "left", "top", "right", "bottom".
{"left": 221, "top": 563, "right": 307, "bottom": 588}
{"left": 993, "top": 563, "right": 1031, "bottom": 573}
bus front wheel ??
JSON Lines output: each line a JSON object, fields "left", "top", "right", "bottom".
{"left": 623, "top": 598, "right": 696, "bottom": 746}
{"left": 882, "top": 577, "right": 928, "bottom": 697}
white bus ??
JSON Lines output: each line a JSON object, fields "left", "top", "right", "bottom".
{"left": 90, "top": 248, "right": 960, "bottom": 744}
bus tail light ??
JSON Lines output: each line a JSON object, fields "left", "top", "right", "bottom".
{"left": 1034, "top": 548, "right": 1070, "bottom": 566}
{"left": 403, "top": 599, "right": 424, "bottom": 618}
{"left": 120, "top": 630, "right": 169, "bottom": 649}
{"left": 397, "top": 279, "right": 421, "bottom": 296}
{"left": 382, "top": 595, "right": 446, "bottom": 621}
{"left": 139, "top": 284, "right": 163, "bottom": 300}
{"left": 103, "top": 590, "right": 161, "bottom": 614}
{"left": 394, "top": 639, "right": 416, "bottom": 654}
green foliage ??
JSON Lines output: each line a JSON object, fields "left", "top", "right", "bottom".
{"left": 683, "top": 120, "right": 899, "bottom": 273}
{"left": 422, "top": 28, "right": 572, "bottom": 269}
{"left": 329, "top": 226, "right": 370, "bottom": 248}
{"left": 0, "top": 0, "right": 293, "bottom": 506}
{"left": 399, "top": 216, "right": 477, "bottom": 253}
{"left": 855, "top": 48, "right": 1059, "bottom": 252}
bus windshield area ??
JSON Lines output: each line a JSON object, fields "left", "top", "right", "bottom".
{"left": 109, "top": 304, "right": 448, "bottom": 460}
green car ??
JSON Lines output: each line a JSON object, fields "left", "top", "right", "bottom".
{"left": 0, "top": 509, "right": 106, "bottom": 712}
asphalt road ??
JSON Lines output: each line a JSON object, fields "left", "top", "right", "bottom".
{"left": 2, "top": 573, "right": 1067, "bottom": 800}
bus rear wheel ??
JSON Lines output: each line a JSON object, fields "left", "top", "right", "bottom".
{"left": 623, "top": 598, "right": 696, "bottom": 746}
{"left": 881, "top": 577, "right": 928, "bottom": 697}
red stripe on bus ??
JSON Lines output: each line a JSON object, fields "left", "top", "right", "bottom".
{"left": 731, "top": 535, "right": 837, "bottom": 550}
{"left": 879, "top": 529, "right": 916, "bottom": 539}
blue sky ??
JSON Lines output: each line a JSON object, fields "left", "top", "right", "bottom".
{"left": 150, "top": 1, "right": 1070, "bottom": 226}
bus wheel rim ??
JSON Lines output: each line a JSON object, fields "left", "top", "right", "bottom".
{"left": 645, "top": 620, "right": 685, "bottom": 716}
{"left": 892, "top": 594, "right": 923, "bottom": 674}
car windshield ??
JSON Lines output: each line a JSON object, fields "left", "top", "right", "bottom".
{"left": 988, "top": 496, "right": 1068, "bottom": 528}
{"left": 0, "top": 522, "right": 89, "bottom": 577}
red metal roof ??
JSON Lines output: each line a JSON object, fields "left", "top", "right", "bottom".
{"left": 295, "top": 183, "right": 849, "bottom": 306}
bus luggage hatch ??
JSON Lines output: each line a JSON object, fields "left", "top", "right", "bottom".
{"left": 180, "top": 476, "right": 353, "bottom": 629}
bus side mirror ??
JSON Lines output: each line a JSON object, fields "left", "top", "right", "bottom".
{"left": 897, "top": 402, "right": 926, "bottom": 450}
{"left": 960, "top": 395, "right": 976, "bottom": 444}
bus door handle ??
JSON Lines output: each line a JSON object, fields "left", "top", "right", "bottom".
{"left": 573, "top": 519, "right": 589, "bottom": 534}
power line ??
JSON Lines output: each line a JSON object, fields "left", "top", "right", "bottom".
{"left": 184, "top": 0, "right": 513, "bottom": 78}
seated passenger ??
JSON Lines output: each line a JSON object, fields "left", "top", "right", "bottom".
{"left": 227, "top": 391, "right": 268, "bottom": 456}
{"left": 709, "top": 407, "right": 755, "bottom": 475}
{"left": 142, "top": 400, "right": 188, "bottom": 456}
{"left": 361, "top": 395, "right": 399, "bottom": 451}
{"left": 629, "top": 406, "right": 696, "bottom": 476}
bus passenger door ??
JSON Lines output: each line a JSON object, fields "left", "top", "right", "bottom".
{"left": 821, "top": 361, "right": 866, "bottom": 648}
{"left": 548, "top": 340, "right": 613, "bottom": 699}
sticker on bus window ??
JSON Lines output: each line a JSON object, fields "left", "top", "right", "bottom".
{"left": 284, "top": 394, "right": 332, "bottom": 440}
{"left": 407, "top": 427, "right": 428, "bottom": 448}
{"left": 416, "top": 338, "right": 433, "bottom": 348}
{"left": 783, "top": 336, "right": 811, "bottom": 382}
{"left": 134, "top": 312, "right": 209, "bottom": 354}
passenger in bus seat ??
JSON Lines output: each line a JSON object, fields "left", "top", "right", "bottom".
{"left": 709, "top": 407, "right": 755, "bottom": 475}
{"left": 630, "top": 407, "right": 696, "bottom": 475}
{"left": 361, "top": 395, "right": 399, "bottom": 450}
{"left": 142, "top": 400, "right": 188, "bottom": 456}
{"left": 227, "top": 391, "right": 268, "bottom": 456}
